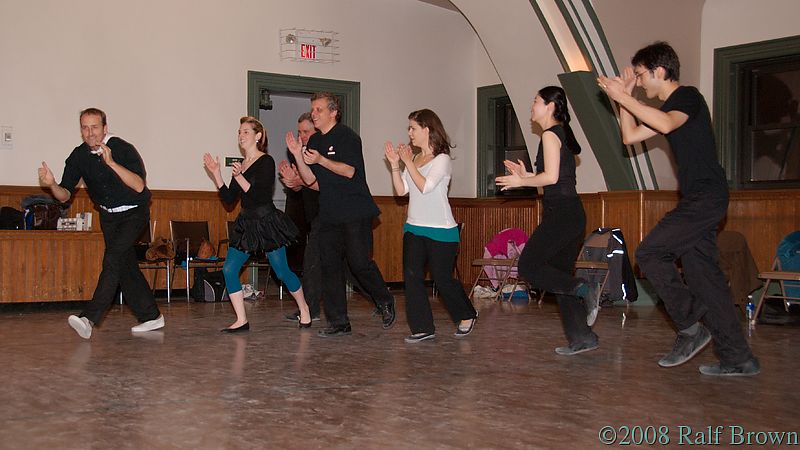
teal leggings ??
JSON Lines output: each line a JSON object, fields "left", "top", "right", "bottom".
{"left": 222, "top": 246, "right": 300, "bottom": 294}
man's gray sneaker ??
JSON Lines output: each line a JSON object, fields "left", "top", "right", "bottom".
{"left": 658, "top": 325, "right": 711, "bottom": 368}
{"left": 555, "top": 341, "right": 599, "bottom": 356}
{"left": 700, "top": 357, "right": 760, "bottom": 377}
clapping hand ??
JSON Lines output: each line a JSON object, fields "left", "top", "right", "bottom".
{"left": 278, "top": 160, "right": 302, "bottom": 189}
{"left": 397, "top": 144, "right": 414, "bottom": 165}
{"left": 230, "top": 161, "right": 243, "bottom": 177}
{"left": 302, "top": 148, "right": 321, "bottom": 165}
{"left": 495, "top": 159, "right": 529, "bottom": 190}
{"left": 285, "top": 131, "right": 303, "bottom": 157}
{"left": 384, "top": 141, "right": 400, "bottom": 167}
{"left": 202, "top": 153, "right": 220, "bottom": 173}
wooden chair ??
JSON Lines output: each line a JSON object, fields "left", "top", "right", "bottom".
{"left": 170, "top": 220, "right": 225, "bottom": 301}
{"left": 753, "top": 258, "right": 800, "bottom": 323}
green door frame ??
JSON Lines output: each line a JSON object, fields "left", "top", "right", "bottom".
{"left": 247, "top": 71, "right": 360, "bottom": 133}
{"left": 713, "top": 35, "right": 800, "bottom": 187}
{"left": 476, "top": 84, "right": 509, "bottom": 197}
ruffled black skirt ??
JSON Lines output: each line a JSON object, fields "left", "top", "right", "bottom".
{"left": 229, "top": 205, "right": 299, "bottom": 254}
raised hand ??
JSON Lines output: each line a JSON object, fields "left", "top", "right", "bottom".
{"left": 503, "top": 159, "right": 530, "bottom": 178}
{"left": 495, "top": 172, "right": 523, "bottom": 191}
{"left": 96, "top": 143, "right": 114, "bottom": 166}
{"left": 38, "top": 161, "right": 56, "bottom": 187}
{"left": 384, "top": 141, "right": 400, "bottom": 166}
{"left": 621, "top": 66, "right": 637, "bottom": 94}
{"left": 597, "top": 74, "right": 629, "bottom": 102}
{"left": 397, "top": 144, "right": 414, "bottom": 165}
{"left": 285, "top": 131, "right": 303, "bottom": 157}
{"left": 202, "top": 152, "right": 220, "bottom": 173}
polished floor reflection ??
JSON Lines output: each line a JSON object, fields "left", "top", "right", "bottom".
{"left": 1, "top": 291, "right": 797, "bottom": 449}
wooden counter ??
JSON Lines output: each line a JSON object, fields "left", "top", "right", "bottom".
{"left": 0, "top": 230, "right": 104, "bottom": 302}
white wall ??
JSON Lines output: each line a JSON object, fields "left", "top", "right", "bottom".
{"left": 451, "top": 0, "right": 606, "bottom": 194}
{"left": 700, "top": 0, "right": 800, "bottom": 104}
{"left": 0, "top": 0, "right": 498, "bottom": 198}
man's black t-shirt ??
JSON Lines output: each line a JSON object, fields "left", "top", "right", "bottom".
{"left": 660, "top": 86, "right": 728, "bottom": 194}
{"left": 307, "top": 123, "right": 379, "bottom": 225}
{"left": 59, "top": 136, "right": 151, "bottom": 208}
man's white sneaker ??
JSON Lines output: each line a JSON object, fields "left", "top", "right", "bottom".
{"left": 131, "top": 315, "right": 165, "bottom": 333}
{"left": 68, "top": 315, "right": 92, "bottom": 339}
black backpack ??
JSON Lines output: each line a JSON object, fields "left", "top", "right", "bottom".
{"left": 0, "top": 206, "right": 24, "bottom": 230}
{"left": 190, "top": 268, "right": 230, "bottom": 302}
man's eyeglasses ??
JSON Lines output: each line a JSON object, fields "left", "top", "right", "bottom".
{"left": 634, "top": 70, "right": 650, "bottom": 80}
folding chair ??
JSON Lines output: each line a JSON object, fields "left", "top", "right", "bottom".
{"left": 170, "top": 220, "right": 225, "bottom": 301}
{"left": 470, "top": 235, "right": 531, "bottom": 303}
{"left": 574, "top": 231, "right": 612, "bottom": 308}
{"left": 753, "top": 231, "right": 800, "bottom": 323}
{"left": 136, "top": 220, "right": 173, "bottom": 302}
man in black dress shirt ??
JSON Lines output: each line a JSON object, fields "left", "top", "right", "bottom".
{"left": 38, "top": 108, "right": 164, "bottom": 339}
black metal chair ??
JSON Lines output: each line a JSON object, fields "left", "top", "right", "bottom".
{"left": 170, "top": 220, "right": 225, "bottom": 301}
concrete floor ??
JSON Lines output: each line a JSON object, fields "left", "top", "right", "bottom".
{"left": 0, "top": 291, "right": 796, "bottom": 449}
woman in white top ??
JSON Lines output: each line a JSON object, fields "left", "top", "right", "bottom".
{"left": 385, "top": 109, "right": 478, "bottom": 343}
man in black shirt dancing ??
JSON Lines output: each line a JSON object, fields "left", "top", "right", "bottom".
{"left": 38, "top": 107, "right": 163, "bottom": 339}
{"left": 599, "top": 42, "right": 758, "bottom": 376}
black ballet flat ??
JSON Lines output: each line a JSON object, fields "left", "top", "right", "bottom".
{"left": 221, "top": 322, "right": 250, "bottom": 333}
{"left": 298, "top": 320, "right": 312, "bottom": 329}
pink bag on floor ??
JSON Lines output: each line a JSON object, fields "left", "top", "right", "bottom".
{"left": 482, "top": 228, "right": 528, "bottom": 289}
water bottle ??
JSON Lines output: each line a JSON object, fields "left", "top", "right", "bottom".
{"left": 746, "top": 295, "right": 755, "bottom": 324}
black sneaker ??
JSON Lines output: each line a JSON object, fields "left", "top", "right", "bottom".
{"left": 454, "top": 316, "right": 477, "bottom": 338}
{"left": 404, "top": 332, "right": 435, "bottom": 343}
{"left": 379, "top": 299, "right": 396, "bottom": 329}
{"left": 700, "top": 357, "right": 760, "bottom": 377}
{"left": 284, "top": 311, "right": 321, "bottom": 322}
{"left": 658, "top": 325, "right": 712, "bottom": 368}
{"left": 317, "top": 324, "right": 352, "bottom": 338}
{"left": 555, "top": 341, "right": 599, "bottom": 356}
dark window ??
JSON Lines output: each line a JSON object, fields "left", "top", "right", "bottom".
{"left": 738, "top": 56, "right": 800, "bottom": 188}
{"left": 491, "top": 97, "right": 533, "bottom": 197}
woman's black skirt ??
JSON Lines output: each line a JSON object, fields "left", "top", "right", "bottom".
{"left": 229, "top": 205, "right": 299, "bottom": 254}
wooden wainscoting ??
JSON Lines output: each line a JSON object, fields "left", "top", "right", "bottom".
{"left": 375, "top": 189, "right": 800, "bottom": 284}
{"left": 2, "top": 185, "right": 799, "bottom": 301}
